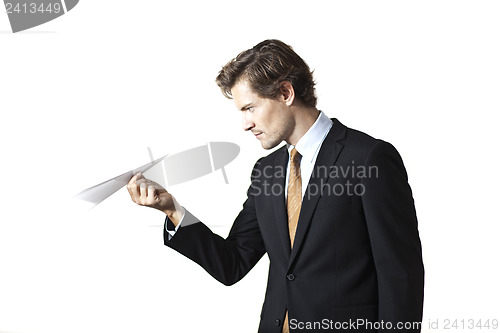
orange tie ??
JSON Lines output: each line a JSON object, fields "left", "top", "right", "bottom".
{"left": 287, "top": 148, "right": 302, "bottom": 247}
{"left": 283, "top": 148, "right": 302, "bottom": 333}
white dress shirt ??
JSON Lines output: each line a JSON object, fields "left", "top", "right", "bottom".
{"left": 285, "top": 111, "right": 333, "bottom": 200}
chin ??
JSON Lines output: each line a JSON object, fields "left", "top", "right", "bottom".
{"left": 260, "top": 139, "right": 282, "bottom": 150}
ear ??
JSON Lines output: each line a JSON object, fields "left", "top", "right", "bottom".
{"left": 279, "top": 81, "right": 295, "bottom": 106}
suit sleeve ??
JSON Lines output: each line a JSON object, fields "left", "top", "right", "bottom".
{"left": 163, "top": 161, "right": 266, "bottom": 286}
{"left": 361, "top": 140, "right": 424, "bottom": 332}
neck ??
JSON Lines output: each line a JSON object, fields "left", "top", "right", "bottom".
{"left": 287, "top": 107, "right": 320, "bottom": 146}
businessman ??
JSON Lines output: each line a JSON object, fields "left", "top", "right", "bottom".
{"left": 127, "top": 39, "right": 424, "bottom": 332}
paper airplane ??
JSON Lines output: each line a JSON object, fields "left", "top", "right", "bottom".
{"left": 4, "top": 0, "right": 79, "bottom": 33}
{"left": 75, "top": 142, "right": 240, "bottom": 207}
{"left": 74, "top": 154, "right": 168, "bottom": 207}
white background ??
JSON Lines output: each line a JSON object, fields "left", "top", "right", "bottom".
{"left": 1, "top": 1, "right": 499, "bottom": 332}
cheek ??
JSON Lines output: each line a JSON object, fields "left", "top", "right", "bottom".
{"left": 277, "top": 109, "right": 290, "bottom": 130}
{"left": 268, "top": 108, "right": 282, "bottom": 125}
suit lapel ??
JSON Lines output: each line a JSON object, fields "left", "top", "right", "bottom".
{"left": 288, "top": 118, "right": 347, "bottom": 268}
{"left": 271, "top": 146, "right": 292, "bottom": 259}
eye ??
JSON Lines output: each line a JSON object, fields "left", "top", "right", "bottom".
{"left": 247, "top": 107, "right": 254, "bottom": 112}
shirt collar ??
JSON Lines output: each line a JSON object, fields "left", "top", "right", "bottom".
{"left": 287, "top": 111, "right": 333, "bottom": 163}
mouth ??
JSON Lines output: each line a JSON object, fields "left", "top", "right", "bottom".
{"left": 253, "top": 132, "right": 263, "bottom": 139}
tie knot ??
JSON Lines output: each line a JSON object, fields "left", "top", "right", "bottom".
{"left": 290, "top": 148, "right": 301, "bottom": 163}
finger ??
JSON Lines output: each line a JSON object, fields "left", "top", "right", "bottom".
{"left": 128, "top": 172, "right": 142, "bottom": 185}
{"left": 135, "top": 178, "right": 154, "bottom": 188}
{"left": 139, "top": 178, "right": 165, "bottom": 192}
{"left": 139, "top": 182, "right": 148, "bottom": 203}
{"left": 127, "top": 173, "right": 142, "bottom": 199}
{"left": 129, "top": 180, "right": 141, "bottom": 203}
{"left": 135, "top": 172, "right": 145, "bottom": 181}
{"left": 127, "top": 177, "right": 136, "bottom": 198}
{"left": 135, "top": 178, "right": 146, "bottom": 186}
{"left": 136, "top": 178, "right": 161, "bottom": 191}
{"left": 147, "top": 185, "right": 157, "bottom": 203}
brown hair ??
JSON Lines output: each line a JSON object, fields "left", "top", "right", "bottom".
{"left": 215, "top": 39, "right": 317, "bottom": 107}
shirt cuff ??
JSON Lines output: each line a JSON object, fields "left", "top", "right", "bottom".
{"left": 165, "top": 207, "right": 185, "bottom": 240}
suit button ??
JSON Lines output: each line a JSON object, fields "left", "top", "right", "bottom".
{"left": 275, "top": 319, "right": 281, "bottom": 326}
{"left": 287, "top": 273, "right": 295, "bottom": 281}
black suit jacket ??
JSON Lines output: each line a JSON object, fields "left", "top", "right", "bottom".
{"left": 164, "top": 118, "right": 424, "bottom": 332}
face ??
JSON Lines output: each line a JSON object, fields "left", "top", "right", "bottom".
{"left": 231, "top": 79, "right": 294, "bottom": 149}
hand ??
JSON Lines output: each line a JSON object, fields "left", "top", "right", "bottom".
{"left": 126, "top": 172, "right": 183, "bottom": 226}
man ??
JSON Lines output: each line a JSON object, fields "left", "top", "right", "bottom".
{"left": 127, "top": 39, "right": 424, "bottom": 332}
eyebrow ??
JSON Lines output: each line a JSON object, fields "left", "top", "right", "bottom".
{"left": 240, "top": 102, "right": 253, "bottom": 111}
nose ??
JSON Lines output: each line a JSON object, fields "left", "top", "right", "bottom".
{"left": 242, "top": 111, "right": 255, "bottom": 131}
